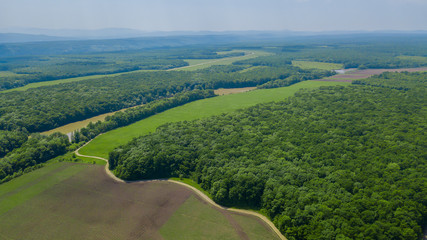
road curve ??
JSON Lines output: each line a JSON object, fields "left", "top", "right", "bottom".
{"left": 75, "top": 137, "right": 287, "bottom": 240}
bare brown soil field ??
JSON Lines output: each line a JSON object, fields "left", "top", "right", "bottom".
{"left": 321, "top": 67, "right": 427, "bottom": 82}
{"left": 0, "top": 163, "right": 281, "bottom": 240}
{"left": 214, "top": 87, "right": 257, "bottom": 96}
{"left": 0, "top": 164, "right": 192, "bottom": 240}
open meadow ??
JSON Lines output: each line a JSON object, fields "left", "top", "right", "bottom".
{"left": 291, "top": 60, "right": 343, "bottom": 71}
{"left": 79, "top": 80, "right": 350, "bottom": 159}
{"left": 172, "top": 50, "right": 271, "bottom": 71}
{"left": 0, "top": 162, "right": 280, "bottom": 240}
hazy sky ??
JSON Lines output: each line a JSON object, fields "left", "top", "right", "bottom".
{"left": 1, "top": 0, "right": 427, "bottom": 32}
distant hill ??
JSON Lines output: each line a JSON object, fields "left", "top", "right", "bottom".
{"left": 0, "top": 33, "right": 70, "bottom": 43}
{"left": 0, "top": 30, "right": 426, "bottom": 57}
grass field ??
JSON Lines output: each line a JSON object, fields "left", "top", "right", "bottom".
{"left": 0, "top": 161, "right": 280, "bottom": 239}
{"left": 292, "top": 60, "right": 343, "bottom": 70}
{"left": 159, "top": 195, "right": 241, "bottom": 240}
{"left": 79, "top": 80, "right": 350, "bottom": 159}
{"left": 232, "top": 213, "right": 280, "bottom": 240}
{"left": 0, "top": 162, "right": 87, "bottom": 216}
{"left": 396, "top": 55, "right": 427, "bottom": 64}
{"left": 0, "top": 71, "right": 28, "bottom": 77}
{"left": 174, "top": 50, "right": 271, "bottom": 71}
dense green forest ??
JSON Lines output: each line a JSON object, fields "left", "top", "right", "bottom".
{"left": 0, "top": 130, "right": 28, "bottom": 158}
{"left": 109, "top": 72, "right": 427, "bottom": 239}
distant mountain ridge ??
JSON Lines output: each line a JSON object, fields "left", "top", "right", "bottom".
{"left": 0, "top": 29, "right": 426, "bottom": 57}
{"left": 0, "top": 33, "right": 71, "bottom": 44}
{"left": 2, "top": 28, "right": 427, "bottom": 44}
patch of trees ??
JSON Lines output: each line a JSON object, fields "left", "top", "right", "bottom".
{"left": 0, "top": 133, "right": 70, "bottom": 183}
{"left": 0, "top": 130, "right": 28, "bottom": 157}
{"left": 109, "top": 72, "right": 426, "bottom": 239}
{"left": 353, "top": 71, "right": 427, "bottom": 90}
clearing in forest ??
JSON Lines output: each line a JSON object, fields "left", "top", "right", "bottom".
{"left": 172, "top": 50, "right": 271, "bottom": 71}
{"left": 0, "top": 162, "right": 280, "bottom": 240}
{"left": 79, "top": 80, "right": 350, "bottom": 159}
{"left": 292, "top": 60, "right": 344, "bottom": 71}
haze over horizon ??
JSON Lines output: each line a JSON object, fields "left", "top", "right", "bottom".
{"left": 1, "top": 0, "right": 427, "bottom": 33}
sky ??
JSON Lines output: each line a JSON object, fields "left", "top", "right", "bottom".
{"left": 1, "top": 0, "right": 427, "bottom": 32}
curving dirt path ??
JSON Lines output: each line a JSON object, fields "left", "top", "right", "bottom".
{"left": 75, "top": 138, "right": 287, "bottom": 240}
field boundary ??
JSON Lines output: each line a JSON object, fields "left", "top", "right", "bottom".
{"left": 75, "top": 139, "right": 287, "bottom": 240}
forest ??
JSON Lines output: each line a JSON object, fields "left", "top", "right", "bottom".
{"left": 109, "top": 72, "right": 427, "bottom": 239}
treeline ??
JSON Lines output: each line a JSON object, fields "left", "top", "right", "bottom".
{"left": 0, "top": 133, "right": 70, "bottom": 183}
{"left": 71, "top": 90, "right": 215, "bottom": 143}
{"left": 109, "top": 72, "right": 427, "bottom": 239}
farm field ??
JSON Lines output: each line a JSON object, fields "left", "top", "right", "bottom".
{"left": 0, "top": 71, "right": 28, "bottom": 77}
{"left": 0, "top": 162, "right": 280, "bottom": 240}
{"left": 292, "top": 60, "right": 343, "bottom": 70}
{"left": 322, "top": 67, "right": 427, "bottom": 82}
{"left": 79, "top": 80, "right": 350, "bottom": 159}
{"left": 214, "top": 87, "right": 256, "bottom": 95}
{"left": 173, "top": 50, "right": 271, "bottom": 71}
{"left": 160, "top": 195, "right": 279, "bottom": 240}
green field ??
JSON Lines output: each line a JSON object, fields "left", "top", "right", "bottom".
{"left": 0, "top": 162, "right": 87, "bottom": 215}
{"left": 0, "top": 71, "right": 28, "bottom": 77}
{"left": 175, "top": 50, "right": 271, "bottom": 71}
{"left": 396, "top": 55, "right": 427, "bottom": 64}
{"left": 160, "top": 195, "right": 280, "bottom": 240}
{"left": 160, "top": 195, "right": 241, "bottom": 240}
{"left": 79, "top": 80, "right": 350, "bottom": 159}
{"left": 232, "top": 213, "right": 280, "bottom": 240}
{"left": 292, "top": 60, "right": 343, "bottom": 70}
